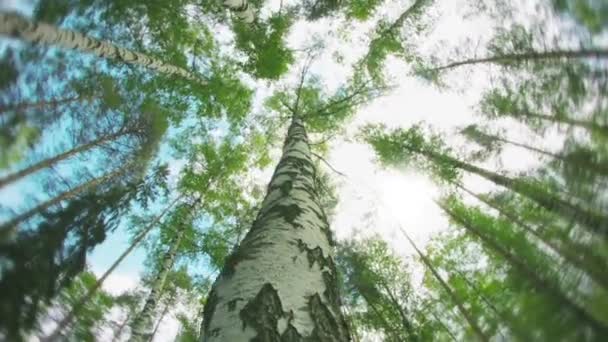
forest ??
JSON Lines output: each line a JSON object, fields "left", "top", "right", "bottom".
{"left": 0, "top": 0, "right": 607, "bottom": 340}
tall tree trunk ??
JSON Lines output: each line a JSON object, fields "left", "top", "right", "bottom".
{"left": 456, "top": 183, "right": 608, "bottom": 290}
{"left": 130, "top": 224, "right": 187, "bottom": 341}
{"left": 377, "top": 280, "right": 417, "bottom": 341}
{"left": 0, "top": 128, "right": 136, "bottom": 189}
{"left": 399, "top": 227, "right": 489, "bottom": 341}
{"left": 431, "top": 48, "right": 608, "bottom": 71}
{"left": 429, "top": 310, "right": 458, "bottom": 342}
{"left": 147, "top": 302, "right": 170, "bottom": 342}
{"left": 0, "top": 164, "right": 130, "bottom": 231}
{"left": 363, "top": 0, "right": 427, "bottom": 63}
{"left": 440, "top": 203, "right": 608, "bottom": 335}
{"left": 201, "top": 117, "right": 350, "bottom": 341}
{"left": 517, "top": 110, "right": 608, "bottom": 136}
{"left": 448, "top": 266, "right": 528, "bottom": 341}
{"left": 0, "top": 12, "right": 206, "bottom": 85}
{"left": 0, "top": 94, "right": 88, "bottom": 115}
{"left": 420, "top": 148, "right": 608, "bottom": 236}
{"left": 359, "top": 290, "right": 402, "bottom": 341}
{"left": 43, "top": 196, "right": 183, "bottom": 341}
{"left": 488, "top": 133, "right": 608, "bottom": 175}
{"left": 223, "top": 0, "right": 255, "bottom": 23}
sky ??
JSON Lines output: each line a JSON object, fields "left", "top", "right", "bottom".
{"left": 0, "top": 0, "right": 570, "bottom": 341}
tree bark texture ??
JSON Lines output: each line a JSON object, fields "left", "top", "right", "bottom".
{"left": 0, "top": 12, "right": 205, "bottom": 84}
{"left": 200, "top": 117, "right": 350, "bottom": 341}
{"left": 130, "top": 225, "right": 186, "bottom": 341}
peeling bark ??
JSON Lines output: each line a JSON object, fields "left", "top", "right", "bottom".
{"left": 201, "top": 117, "right": 349, "bottom": 341}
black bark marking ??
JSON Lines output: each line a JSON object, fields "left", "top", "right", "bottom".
{"left": 202, "top": 288, "right": 219, "bottom": 336}
{"left": 240, "top": 283, "right": 290, "bottom": 341}
{"left": 308, "top": 293, "right": 349, "bottom": 341}
{"left": 227, "top": 297, "right": 244, "bottom": 312}
{"left": 222, "top": 238, "right": 274, "bottom": 277}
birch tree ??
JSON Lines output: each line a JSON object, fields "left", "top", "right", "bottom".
{"left": 0, "top": 12, "right": 207, "bottom": 85}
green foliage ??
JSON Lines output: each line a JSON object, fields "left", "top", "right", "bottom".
{"left": 362, "top": 123, "right": 461, "bottom": 183}
{"left": 52, "top": 271, "right": 115, "bottom": 342}
{"left": 345, "top": 0, "right": 383, "bottom": 20}
{"left": 338, "top": 237, "right": 420, "bottom": 341}
{"left": 552, "top": 0, "right": 608, "bottom": 33}
{"left": 233, "top": 13, "right": 295, "bottom": 79}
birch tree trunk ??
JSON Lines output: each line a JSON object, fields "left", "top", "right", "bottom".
{"left": 440, "top": 203, "right": 608, "bottom": 335}
{"left": 515, "top": 110, "right": 608, "bottom": 136}
{"left": 431, "top": 48, "right": 608, "bottom": 71}
{"left": 223, "top": 0, "right": 255, "bottom": 23}
{"left": 420, "top": 148, "right": 608, "bottom": 236}
{"left": 0, "top": 164, "right": 130, "bottom": 231}
{"left": 399, "top": 227, "right": 489, "bottom": 342}
{"left": 0, "top": 128, "right": 136, "bottom": 189}
{"left": 0, "top": 12, "right": 205, "bottom": 85}
{"left": 147, "top": 302, "right": 170, "bottom": 342}
{"left": 456, "top": 183, "right": 608, "bottom": 290}
{"left": 200, "top": 117, "right": 350, "bottom": 341}
{"left": 44, "top": 196, "right": 183, "bottom": 341}
{"left": 129, "top": 225, "right": 186, "bottom": 341}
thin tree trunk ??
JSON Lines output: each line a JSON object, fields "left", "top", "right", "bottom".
{"left": 0, "top": 94, "right": 87, "bottom": 115}
{"left": 147, "top": 302, "right": 170, "bottom": 342}
{"left": 0, "top": 164, "right": 130, "bottom": 231}
{"left": 399, "top": 226, "right": 489, "bottom": 342}
{"left": 448, "top": 266, "right": 526, "bottom": 341}
{"left": 129, "top": 224, "right": 187, "bottom": 341}
{"left": 0, "top": 12, "right": 206, "bottom": 85}
{"left": 440, "top": 203, "right": 608, "bottom": 335}
{"left": 518, "top": 110, "right": 608, "bottom": 135}
{"left": 456, "top": 183, "right": 608, "bottom": 290}
{"left": 359, "top": 290, "right": 402, "bottom": 341}
{"left": 223, "top": 0, "right": 255, "bottom": 23}
{"left": 42, "top": 195, "right": 183, "bottom": 341}
{"left": 363, "top": 0, "right": 427, "bottom": 64}
{"left": 378, "top": 280, "right": 417, "bottom": 341}
{"left": 420, "top": 148, "right": 608, "bottom": 236}
{"left": 201, "top": 117, "right": 350, "bottom": 341}
{"left": 432, "top": 48, "right": 608, "bottom": 71}
{"left": 491, "top": 133, "right": 608, "bottom": 175}
{"left": 112, "top": 314, "right": 131, "bottom": 342}
{"left": 429, "top": 310, "right": 458, "bottom": 342}
{"left": 0, "top": 128, "right": 136, "bottom": 189}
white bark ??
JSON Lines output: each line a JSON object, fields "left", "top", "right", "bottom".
{"left": 201, "top": 118, "right": 349, "bottom": 341}
{"left": 0, "top": 12, "right": 206, "bottom": 85}
{"left": 223, "top": 0, "right": 255, "bottom": 23}
{"left": 129, "top": 225, "right": 186, "bottom": 341}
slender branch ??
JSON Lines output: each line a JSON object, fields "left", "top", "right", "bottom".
{"left": 431, "top": 48, "right": 608, "bottom": 72}
{"left": 311, "top": 151, "right": 346, "bottom": 177}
